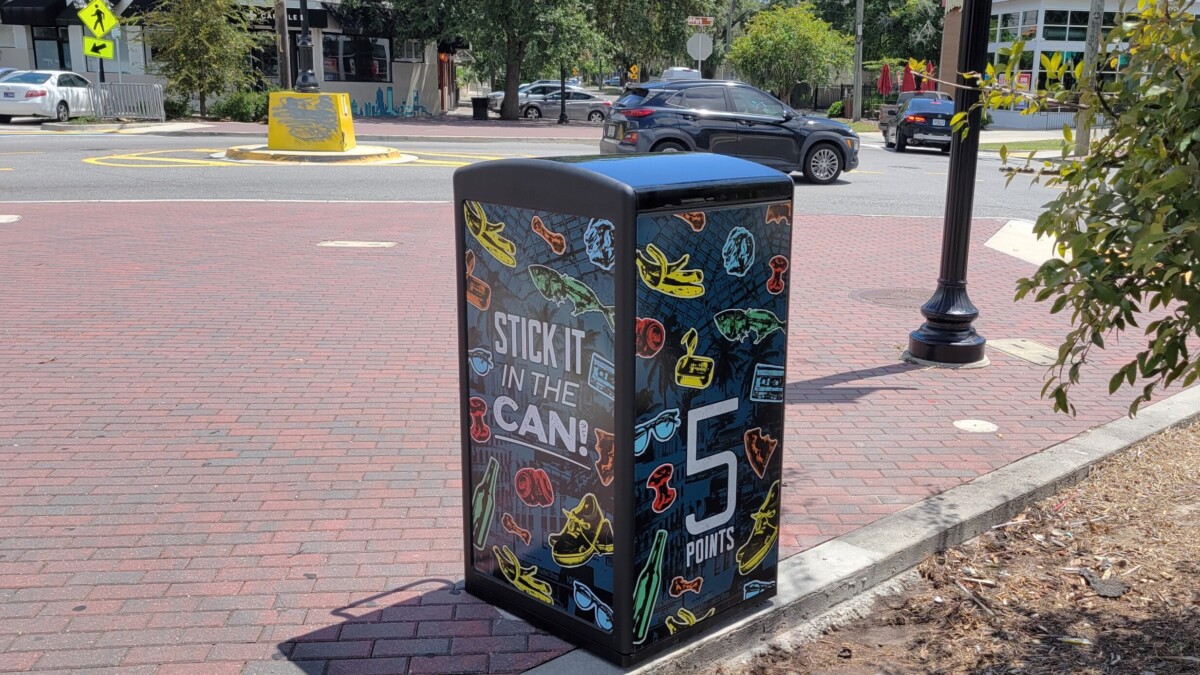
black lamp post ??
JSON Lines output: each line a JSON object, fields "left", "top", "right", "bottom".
{"left": 558, "top": 63, "right": 569, "bottom": 124}
{"left": 294, "top": 0, "right": 319, "bottom": 92}
{"left": 906, "top": 0, "right": 992, "bottom": 366}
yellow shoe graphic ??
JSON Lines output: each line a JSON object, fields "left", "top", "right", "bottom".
{"left": 464, "top": 201, "right": 517, "bottom": 268}
{"left": 493, "top": 545, "right": 552, "bottom": 604}
{"left": 736, "top": 480, "right": 780, "bottom": 575}
{"left": 636, "top": 243, "right": 704, "bottom": 298}
{"left": 548, "top": 493, "right": 614, "bottom": 567}
{"left": 664, "top": 607, "right": 716, "bottom": 635}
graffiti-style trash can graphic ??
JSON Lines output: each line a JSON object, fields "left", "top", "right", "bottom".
{"left": 455, "top": 154, "right": 793, "bottom": 666}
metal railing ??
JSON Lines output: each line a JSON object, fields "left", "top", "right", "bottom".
{"left": 89, "top": 83, "right": 166, "bottom": 122}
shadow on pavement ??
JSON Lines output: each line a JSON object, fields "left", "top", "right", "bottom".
{"left": 786, "top": 362, "right": 918, "bottom": 404}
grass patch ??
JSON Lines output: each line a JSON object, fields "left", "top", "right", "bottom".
{"left": 828, "top": 118, "right": 880, "bottom": 134}
{"left": 979, "top": 139, "right": 1068, "bottom": 152}
{"left": 67, "top": 116, "right": 103, "bottom": 125}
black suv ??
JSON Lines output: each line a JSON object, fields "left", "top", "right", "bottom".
{"left": 599, "top": 80, "right": 859, "bottom": 184}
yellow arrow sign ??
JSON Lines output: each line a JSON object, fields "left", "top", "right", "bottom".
{"left": 84, "top": 36, "right": 114, "bottom": 60}
{"left": 78, "top": 0, "right": 118, "bottom": 39}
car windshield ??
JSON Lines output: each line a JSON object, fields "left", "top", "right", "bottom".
{"left": 905, "top": 99, "right": 953, "bottom": 113}
{"left": 3, "top": 72, "right": 49, "bottom": 84}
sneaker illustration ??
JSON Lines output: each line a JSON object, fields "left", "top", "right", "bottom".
{"left": 493, "top": 545, "right": 552, "bottom": 604}
{"left": 736, "top": 480, "right": 780, "bottom": 575}
{"left": 549, "top": 493, "right": 614, "bottom": 567}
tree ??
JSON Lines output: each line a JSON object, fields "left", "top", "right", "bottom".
{"left": 953, "top": 0, "right": 1199, "bottom": 415}
{"left": 591, "top": 0, "right": 720, "bottom": 82}
{"left": 136, "top": 0, "right": 266, "bottom": 118}
{"left": 806, "top": 0, "right": 943, "bottom": 62}
{"left": 728, "top": 4, "right": 852, "bottom": 100}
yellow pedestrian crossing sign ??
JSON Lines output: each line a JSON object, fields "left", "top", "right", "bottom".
{"left": 84, "top": 36, "right": 115, "bottom": 60}
{"left": 78, "top": 0, "right": 118, "bottom": 39}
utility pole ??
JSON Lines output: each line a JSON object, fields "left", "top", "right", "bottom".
{"left": 1074, "top": 0, "right": 1104, "bottom": 156}
{"left": 274, "top": 0, "right": 292, "bottom": 89}
{"left": 851, "top": 0, "right": 864, "bottom": 120}
{"left": 723, "top": 0, "right": 736, "bottom": 79}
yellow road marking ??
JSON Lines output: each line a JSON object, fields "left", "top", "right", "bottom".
{"left": 83, "top": 147, "right": 501, "bottom": 169}
{"left": 0, "top": 151, "right": 43, "bottom": 156}
{"left": 0, "top": 168, "right": 12, "bottom": 171}
{"left": 409, "top": 159, "right": 470, "bottom": 167}
{"left": 406, "top": 151, "right": 508, "bottom": 160}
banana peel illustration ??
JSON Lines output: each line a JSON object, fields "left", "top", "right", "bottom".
{"left": 464, "top": 201, "right": 517, "bottom": 268}
{"left": 636, "top": 243, "right": 705, "bottom": 298}
{"left": 664, "top": 607, "right": 716, "bottom": 635}
{"left": 493, "top": 544, "right": 553, "bottom": 604}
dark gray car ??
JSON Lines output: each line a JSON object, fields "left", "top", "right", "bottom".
{"left": 599, "top": 80, "right": 860, "bottom": 184}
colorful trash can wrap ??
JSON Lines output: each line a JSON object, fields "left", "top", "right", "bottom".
{"left": 455, "top": 154, "right": 793, "bottom": 666}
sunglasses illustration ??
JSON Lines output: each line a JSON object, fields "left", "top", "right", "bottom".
{"left": 573, "top": 580, "right": 613, "bottom": 632}
{"left": 634, "top": 408, "right": 681, "bottom": 456}
{"left": 467, "top": 348, "right": 494, "bottom": 376}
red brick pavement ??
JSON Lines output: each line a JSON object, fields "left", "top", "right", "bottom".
{"left": 194, "top": 117, "right": 604, "bottom": 141}
{"left": 0, "top": 202, "right": 1149, "bottom": 673}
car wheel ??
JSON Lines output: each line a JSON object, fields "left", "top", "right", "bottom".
{"left": 941, "top": 144, "right": 951, "bottom": 153}
{"left": 524, "top": 107, "right": 542, "bottom": 119}
{"left": 56, "top": 101, "right": 69, "bottom": 123}
{"left": 652, "top": 141, "right": 686, "bottom": 153}
{"left": 803, "top": 143, "right": 842, "bottom": 185}
{"left": 895, "top": 130, "right": 908, "bottom": 153}
{"left": 0, "top": 115, "right": 10, "bottom": 124}
{"left": 588, "top": 111, "right": 604, "bottom": 122}
{"left": 884, "top": 128, "right": 894, "bottom": 149}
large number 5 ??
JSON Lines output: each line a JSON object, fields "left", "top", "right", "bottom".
{"left": 685, "top": 398, "right": 739, "bottom": 536}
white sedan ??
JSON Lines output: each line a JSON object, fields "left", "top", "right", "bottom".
{"left": 0, "top": 70, "right": 95, "bottom": 123}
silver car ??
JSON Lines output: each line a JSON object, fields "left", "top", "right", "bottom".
{"left": 521, "top": 90, "right": 611, "bottom": 121}
{"left": 487, "top": 83, "right": 584, "bottom": 112}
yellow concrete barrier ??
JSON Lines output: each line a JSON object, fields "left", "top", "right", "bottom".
{"left": 267, "top": 92, "right": 356, "bottom": 152}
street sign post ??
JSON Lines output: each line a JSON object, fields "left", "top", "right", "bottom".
{"left": 84, "top": 36, "right": 114, "bottom": 60}
{"left": 78, "top": 0, "right": 119, "bottom": 84}
{"left": 686, "top": 33, "right": 713, "bottom": 72}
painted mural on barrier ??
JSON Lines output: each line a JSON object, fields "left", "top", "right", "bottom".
{"left": 631, "top": 202, "right": 790, "bottom": 647}
{"left": 349, "top": 86, "right": 429, "bottom": 117}
{"left": 464, "top": 200, "right": 618, "bottom": 633}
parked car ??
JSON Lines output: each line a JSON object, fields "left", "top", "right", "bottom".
{"left": 600, "top": 80, "right": 859, "bottom": 184}
{"left": 487, "top": 83, "right": 584, "bottom": 112}
{"left": 660, "top": 67, "right": 702, "bottom": 81}
{"left": 0, "top": 70, "right": 94, "bottom": 123}
{"left": 603, "top": 75, "right": 622, "bottom": 87}
{"left": 566, "top": 77, "right": 581, "bottom": 87}
{"left": 521, "top": 90, "right": 612, "bottom": 121}
{"left": 0, "top": 68, "right": 16, "bottom": 82}
{"left": 883, "top": 98, "right": 954, "bottom": 152}
{"left": 878, "top": 90, "right": 952, "bottom": 130}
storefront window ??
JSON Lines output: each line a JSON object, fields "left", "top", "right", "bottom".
{"left": 1043, "top": 10, "right": 1106, "bottom": 41}
{"left": 32, "top": 26, "right": 71, "bottom": 71}
{"left": 396, "top": 39, "right": 424, "bottom": 62}
{"left": 322, "top": 34, "right": 389, "bottom": 82}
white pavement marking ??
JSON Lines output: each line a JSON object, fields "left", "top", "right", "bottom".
{"left": 954, "top": 419, "right": 1000, "bottom": 433}
{"left": 985, "top": 218, "right": 1063, "bottom": 266}
{"left": 0, "top": 215, "right": 20, "bottom": 223}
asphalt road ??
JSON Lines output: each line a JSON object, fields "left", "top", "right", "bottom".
{"left": 0, "top": 130, "right": 1058, "bottom": 220}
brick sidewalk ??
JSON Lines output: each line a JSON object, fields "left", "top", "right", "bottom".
{"left": 0, "top": 203, "right": 1141, "bottom": 674}
{"left": 189, "top": 117, "right": 604, "bottom": 142}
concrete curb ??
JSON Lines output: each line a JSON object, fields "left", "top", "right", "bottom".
{"left": 41, "top": 121, "right": 164, "bottom": 132}
{"left": 150, "top": 130, "right": 600, "bottom": 145}
{"left": 525, "top": 385, "right": 1200, "bottom": 674}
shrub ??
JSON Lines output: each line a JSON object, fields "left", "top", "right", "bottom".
{"left": 163, "top": 97, "right": 191, "bottom": 119}
{"left": 210, "top": 89, "right": 270, "bottom": 122}
{"left": 826, "top": 99, "right": 844, "bottom": 117}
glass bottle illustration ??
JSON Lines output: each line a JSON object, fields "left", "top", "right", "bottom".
{"left": 472, "top": 457, "right": 500, "bottom": 550}
{"left": 632, "top": 529, "right": 667, "bottom": 643}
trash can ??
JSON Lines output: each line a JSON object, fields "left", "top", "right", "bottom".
{"left": 471, "top": 96, "right": 490, "bottom": 120}
{"left": 455, "top": 154, "right": 793, "bottom": 666}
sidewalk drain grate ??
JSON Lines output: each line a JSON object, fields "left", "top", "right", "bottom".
{"left": 851, "top": 287, "right": 929, "bottom": 308}
{"left": 989, "top": 338, "right": 1058, "bottom": 366}
{"left": 317, "top": 241, "right": 397, "bottom": 248}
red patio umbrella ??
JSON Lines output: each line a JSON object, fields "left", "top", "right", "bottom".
{"left": 877, "top": 63, "right": 893, "bottom": 95}
{"left": 901, "top": 63, "right": 917, "bottom": 92}
{"left": 921, "top": 61, "right": 936, "bottom": 92}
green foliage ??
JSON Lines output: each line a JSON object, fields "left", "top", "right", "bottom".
{"left": 210, "top": 89, "right": 271, "bottom": 122}
{"left": 966, "top": 1, "right": 1200, "bottom": 415}
{"left": 162, "top": 97, "right": 190, "bottom": 119}
{"left": 728, "top": 4, "right": 852, "bottom": 100}
{"left": 808, "top": 0, "right": 942, "bottom": 62}
{"left": 826, "top": 99, "right": 844, "bottom": 117}
{"left": 134, "top": 0, "right": 268, "bottom": 118}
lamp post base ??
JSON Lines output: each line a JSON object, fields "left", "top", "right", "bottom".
{"left": 906, "top": 283, "right": 988, "bottom": 366}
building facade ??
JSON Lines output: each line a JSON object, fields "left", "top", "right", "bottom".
{"left": 939, "top": 0, "right": 1199, "bottom": 128}
{"left": 0, "top": 0, "right": 457, "bottom": 116}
